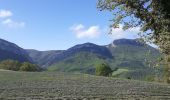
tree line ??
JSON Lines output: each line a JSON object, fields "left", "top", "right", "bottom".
{"left": 0, "top": 60, "right": 40, "bottom": 72}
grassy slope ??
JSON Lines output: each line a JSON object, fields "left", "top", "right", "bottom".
{"left": 112, "top": 68, "right": 129, "bottom": 76}
{"left": 0, "top": 70, "right": 170, "bottom": 99}
{"left": 48, "top": 52, "right": 107, "bottom": 74}
{"left": 108, "top": 45, "right": 160, "bottom": 69}
{"left": 108, "top": 44, "right": 162, "bottom": 80}
{"left": 48, "top": 49, "right": 162, "bottom": 81}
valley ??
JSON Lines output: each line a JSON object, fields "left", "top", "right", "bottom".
{"left": 0, "top": 38, "right": 162, "bottom": 80}
{"left": 0, "top": 0, "right": 169, "bottom": 99}
{"left": 0, "top": 38, "right": 169, "bottom": 99}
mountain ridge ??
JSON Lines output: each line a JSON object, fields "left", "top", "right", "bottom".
{"left": 0, "top": 38, "right": 32, "bottom": 63}
{"left": 25, "top": 38, "right": 159, "bottom": 69}
{"left": 0, "top": 38, "right": 161, "bottom": 80}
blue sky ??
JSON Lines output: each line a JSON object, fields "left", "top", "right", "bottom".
{"left": 0, "top": 0, "right": 139, "bottom": 50}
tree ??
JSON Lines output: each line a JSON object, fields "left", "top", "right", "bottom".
{"left": 20, "top": 62, "right": 39, "bottom": 72}
{"left": 0, "top": 60, "right": 40, "bottom": 72}
{"left": 0, "top": 60, "right": 21, "bottom": 71}
{"left": 98, "top": 0, "right": 170, "bottom": 83}
{"left": 95, "top": 63, "right": 112, "bottom": 76}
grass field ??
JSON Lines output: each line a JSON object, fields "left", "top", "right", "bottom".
{"left": 112, "top": 68, "right": 129, "bottom": 77}
{"left": 0, "top": 70, "right": 170, "bottom": 100}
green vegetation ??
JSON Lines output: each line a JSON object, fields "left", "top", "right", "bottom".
{"left": 20, "top": 62, "right": 39, "bottom": 72}
{"left": 95, "top": 63, "right": 112, "bottom": 76}
{"left": 98, "top": 0, "right": 170, "bottom": 83}
{"left": 0, "top": 60, "right": 40, "bottom": 72}
{"left": 48, "top": 52, "right": 106, "bottom": 74}
{"left": 0, "top": 60, "right": 21, "bottom": 71}
{"left": 97, "top": 0, "right": 170, "bottom": 56}
{"left": 111, "top": 68, "right": 161, "bottom": 81}
{"left": 112, "top": 68, "right": 129, "bottom": 77}
{"left": 0, "top": 70, "right": 170, "bottom": 99}
{"left": 48, "top": 43, "right": 162, "bottom": 81}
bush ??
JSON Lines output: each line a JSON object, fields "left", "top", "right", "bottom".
{"left": 0, "top": 60, "right": 40, "bottom": 72}
{"left": 95, "top": 63, "right": 112, "bottom": 76}
{"left": 0, "top": 60, "right": 21, "bottom": 71}
{"left": 20, "top": 62, "right": 39, "bottom": 72}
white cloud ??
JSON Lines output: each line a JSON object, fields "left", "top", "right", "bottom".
{"left": 0, "top": 9, "right": 25, "bottom": 29}
{"left": 0, "top": 9, "right": 13, "bottom": 18}
{"left": 70, "top": 24, "right": 101, "bottom": 39}
{"left": 2, "top": 19, "right": 25, "bottom": 28}
{"left": 110, "top": 24, "right": 140, "bottom": 40}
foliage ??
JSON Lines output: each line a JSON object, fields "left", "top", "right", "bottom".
{"left": 48, "top": 52, "right": 106, "bottom": 74}
{"left": 163, "top": 58, "right": 170, "bottom": 83}
{"left": 20, "top": 62, "right": 39, "bottom": 72}
{"left": 95, "top": 63, "right": 112, "bottom": 76}
{"left": 0, "top": 60, "right": 21, "bottom": 71}
{"left": 97, "top": 0, "right": 170, "bottom": 51}
{"left": 48, "top": 41, "right": 162, "bottom": 81}
{"left": 0, "top": 60, "right": 39, "bottom": 72}
{"left": 97, "top": 0, "right": 170, "bottom": 83}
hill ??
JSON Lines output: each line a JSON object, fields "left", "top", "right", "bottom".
{"left": 26, "top": 43, "right": 113, "bottom": 68}
{"left": 26, "top": 49, "right": 64, "bottom": 68}
{"left": 0, "top": 70, "right": 169, "bottom": 99}
{"left": 106, "top": 39, "right": 162, "bottom": 80}
{"left": 107, "top": 38, "right": 160, "bottom": 70}
{"left": 45, "top": 39, "right": 161, "bottom": 80}
{"left": 0, "top": 39, "right": 32, "bottom": 63}
{"left": 0, "top": 38, "right": 162, "bottom": 80}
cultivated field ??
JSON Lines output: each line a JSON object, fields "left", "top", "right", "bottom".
{"left": 0, "top": 70, "right": 170, "bottom": 100}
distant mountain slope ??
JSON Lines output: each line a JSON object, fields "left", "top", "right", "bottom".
{"left": 27, "top": 39, "right": 160, "bottom": 71}
{"left": 27, "top": 43, "right": 113, "bottom": 68}
{"left": 105, "top": 39, "right": 161, "bottom": 80}
{"left": 65, "top": 43, "right": 113, "bottom": 59}
{"left": 112, "top": 38, "right": 144, "bottom": 46}
{"left": 26, "top": 49, "right": 64, "bottom": 67}
{"left": 47, "top": 39, "right": 161, "bottom": 80}
{"left": 106, "top": 39, "right": 160, "bottom": 69}
{"left": 48, "top": 52, "right": 109, "bottom": 74}
{"left": 0, "top": 39, "right": 32, "bottom": 62}
{"left": 0, "top": 38, "right": 162, "bottom": 80}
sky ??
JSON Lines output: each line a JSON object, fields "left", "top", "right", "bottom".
{"left": 0, "top": 0, "right": 140, "bottom": 51}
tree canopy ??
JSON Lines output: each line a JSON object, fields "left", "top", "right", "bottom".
{"left": 95, "top": 63, "right": 112, "bottom": 76}
{"left": 20, "top": 62, "right": 39, "bottom": 72}
{"left": 0, "top": 60, "right": 21, "bottom": 71}
{"left": 98, "top": 0, "right": 170, "bottom": 83}
{"left": 98, "top": 0, "right": 169, "bottom": 54}
{"left": 0, "top": 60, "right": 40, "bottom": 72}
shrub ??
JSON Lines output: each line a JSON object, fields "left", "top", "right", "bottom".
{"left": 20, "top": 62, "right": 39, "bottom": 72}
{"left": 0, "top": 60, "right": 21, "bottom": 71}
{"left": 0, "top": 60, "right": 40, "bottom": 72}
{"left": 95, "top": 63, "right": 112, "bottom": 76}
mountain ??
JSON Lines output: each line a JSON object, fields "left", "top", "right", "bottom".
{"left": 0, "top": 38, "right": 162, "bottom": 80}
{"left": 46, "top": 39, "right": 161, "bottom": 80}
{"left": 0, "top": 39, "right": 32, "bottom": 63}
{"left": 107, "top": 38, "right": 160, "bottom": 69}
{"left": 26, "top": 49, "right": 64, "bottom": 68}
{"left": 105, "top": 39, "right": 161, "bottom": 80}
{"left": 26, "top": 43, "right": 113, "bottom": 68}
{"left": 112, "top": 38, "right": 144, "bottom": 46}
{"left": 27, "top": 39, "right": 160, "bottom": 71}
